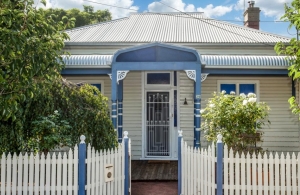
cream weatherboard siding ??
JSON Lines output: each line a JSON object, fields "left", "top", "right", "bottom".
{"left": 200, "top": 76, "right": 300, "bottom": 152}
{"left": 179, "top": 71, "right": 195, "bottom": 147}
{"left": 122, "top": 72, "right": 143, "bottom": 160}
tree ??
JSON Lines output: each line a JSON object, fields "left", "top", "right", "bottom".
{"left": 0, "top": 78, "right": 117, "bottom": 154}
{"left": 200, "top": 91, "right": 270, "bottom": 153}
{"left": 0, "top": 0, "right": 74, "bottom": 121}
{"left": 43, "top": 6, "right": 112, "bottom": 29}
{"left": 275, "top": 0, "right": 300, "bottom": 116}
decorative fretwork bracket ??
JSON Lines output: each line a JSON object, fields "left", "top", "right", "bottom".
{"left": 108, "top": 74, "right": 112, "bottom": 80}
{"left": 185, "top": 70, "right": 209, "bottom": 83}
{"left": 184, "top": 70, "right": 196, "bottom": 82}
{"left": 201, "top": 73, "right": 209, "bottom": 82}
{"left": 117, "top": 71, "right": 129, "bottom": 84}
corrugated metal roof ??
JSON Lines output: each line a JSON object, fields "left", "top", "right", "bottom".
{"left": 63, "top": 55, "right": 290, "bottom": 67}
{"left": 65, "top": 13, "right": 290, "bottom": 44}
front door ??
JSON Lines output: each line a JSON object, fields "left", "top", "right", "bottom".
{"left": 146, "top": 92, "right": 170, "bottom": 157}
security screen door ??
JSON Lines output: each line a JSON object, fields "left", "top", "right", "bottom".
{"left": 146, "top": 92, "right": 170, "bottom": 156}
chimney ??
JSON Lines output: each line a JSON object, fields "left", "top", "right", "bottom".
{"left": 243, "top": 1, "right": 260, "bottom": 30}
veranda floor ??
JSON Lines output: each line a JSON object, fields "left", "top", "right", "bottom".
{"left": 131, "top": 160, "right": 178, "bottom": 181}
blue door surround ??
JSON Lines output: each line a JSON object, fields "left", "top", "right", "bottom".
{"left": 111, "top": 42, "right": 203, "bottom": 148}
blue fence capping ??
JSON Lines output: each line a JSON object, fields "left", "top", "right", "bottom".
{"left": 178, "top": 130, "right": 183, "bottom": 195}
{"left": 78, "top": 135, "right": 87, "bottom": 195}
{"left": 124, "top": 131, "right": 129, "bottom": 195}
{"left": 216, "top": 134, "right": 223, "bottom": 195}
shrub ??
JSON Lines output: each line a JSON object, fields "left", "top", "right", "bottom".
{"left": 200, "top": 91, "right": 270, "bottom": 153}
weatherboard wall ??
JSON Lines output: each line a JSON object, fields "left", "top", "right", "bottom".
{"left": 199, "top": 75, "right": 300, "bottom": 152}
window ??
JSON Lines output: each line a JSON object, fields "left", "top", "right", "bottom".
{"left": 147, "top": 73, "right": 170, "bottom": 85}
{"left": 91, "top": 84, "right": 101, "bottom": 92}
{"left": 218, "top": 81, "right": 259, "bottom": 96}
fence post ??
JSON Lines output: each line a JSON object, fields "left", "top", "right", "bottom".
{"left": 78, "top": 135, "right": 86, "bottom": 195}
{"left": 124, "top": 131, "right": 129, "bottom": 195}
{"left": 178, "top": 130, "right": 183, "bottom": 195}
{"left": 217, "top": 134, "right": 223, "bottom": 195}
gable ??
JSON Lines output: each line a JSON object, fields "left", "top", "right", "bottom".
{"left": 116, "top": 46, "right": 198, "bottom": 62}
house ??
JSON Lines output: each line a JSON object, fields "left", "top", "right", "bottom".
{"left": 61, "top": 2, "right": 299, "bottom": 160}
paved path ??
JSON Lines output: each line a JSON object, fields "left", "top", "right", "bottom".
{"left": 131, "top": 181, "right": 178, "bottom": 195}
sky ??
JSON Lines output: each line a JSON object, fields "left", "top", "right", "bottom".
{"left": 35, "top": 0, "right": 296, "bottom": 38}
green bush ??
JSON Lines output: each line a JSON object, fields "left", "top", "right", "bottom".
{"left": 0, "top": 78, "right": 117, "bottom": 154}
{"left": 200, "top": 91, "right": 270, "bottom": 153}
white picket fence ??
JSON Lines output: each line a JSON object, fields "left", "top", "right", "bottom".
{"left": 181, "top": 142, "right": 216, "bottom": 195}
{"left": 86, "top": 143, "right": 126, "bottom": 195}
{"left": 181, "top": 141, "right": 300, "bottom": 195}
{"left": 224, "top": 145, "right": 300, "bottom": 195}
{"left": 0, "top": 146, "right": 78, "bottom": 195}
{"left": 0, "top": 139, "right": 131, "bottom": 195}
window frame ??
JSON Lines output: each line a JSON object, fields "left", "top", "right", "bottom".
{"left": 145, "top": 71, "right": 173, "bottom": 88}
{"left": 64, "top": 78, "right": 104, "bottom": 94}
{"left": 217, "top": 80, "right": 260, "bottom": 100}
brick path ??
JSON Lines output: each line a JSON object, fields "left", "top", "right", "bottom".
{"left": 131, "top": 181, "right": 178, "bottom": 195}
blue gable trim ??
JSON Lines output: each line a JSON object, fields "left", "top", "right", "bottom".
{"left": 113, "top": 42, "right": 201, "bottom": 63}
{"left": 116, "top": 46, "right": 197, "bottom": 62}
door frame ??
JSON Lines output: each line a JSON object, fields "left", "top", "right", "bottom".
{"left": 141, "top": 71, "right": 179, "bottom": 160}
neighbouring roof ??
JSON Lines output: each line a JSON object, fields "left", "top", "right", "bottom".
{"left": 63, "top": 55, "right": 290, "bottom": 68}
{"left": 65, "top": 12, "right": 290, "bottom": 44}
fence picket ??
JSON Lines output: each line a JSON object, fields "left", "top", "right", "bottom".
{"left": 240, "top": 152, "right": 246, "bottom": 195}
{"left": 263, "top": 153, "right": 268, "bottom": 195}
{"left": 99, "top": 150, "right": 104, "bottom": 195}
{"left": 292, "top": 153, "right": 297, "bottom": 195}
{"left": 28, "top": 153, "right": 34, "bottom": 195}
{"left": 57, "top": 153, "right": 62, "bottom": 195}
{"left": 45, "top": 153, "right": 51, "bottom": 195}
{"left": 269, "top": 153, "right": 274, "bottom": 194}
{"left": 62, "top": 153, "right": 67, "bottom": 195}
{"left": 229, "top": 148, "right": 234, "bottom": 195}
{"left": 224, "top": 145, "right": 228, "bottom": 195}
{"left": 17, "top": 152, "right": 23, "bottom": 195}
{"left": 1, "top": 154, "right": 5, "bottom": 194}
{"left": 246, "top": 152, "right": 251, "bottom": 195}
{"left": 286, "top": 153, "right": 291, "bottom": 195}
{"left": 51, "top": 153, "right": 56, "bottom": 194}
{"left": 95, "top": 150, "right": 100, "bottom": 195}
{"left": 235, "top": 152, "right": 240, "bottom": 195}
{"left": 207, "top": 146, "right": 212, "bottom": 195}
{"left": 280, "top": 153, "right": 285, "bottom": 195}
{"left": 274, "top": 153, "right": 279, "bottom": 195}
{"left": 200, "top": 147, "right": 204, "bottom": 195}
{"left": 12, "top": 153, "right": 17, "bottom": 195}
{"left": 74, "top": 145, "right": 78, "bottom": 195}
{"left": 86, "top": 144, "right": 91, "bottom": 195}
{"left": 257, "top": 153, "right": 262, "bottom": 195}
{"left": 23, "top": 153, "right": 28, "bottom": 195}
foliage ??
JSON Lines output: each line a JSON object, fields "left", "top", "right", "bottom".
{"left": 0, "top": 78, "right": 117, "bottom": 154}
{"left": 43, "top": 5, "right": 112, "bottom": 29}
{"left": 0, "top": 0, "right": 74, "bottom": 121}
{"left": 274, "top": 0, "right": 300, "bottom": 118}
{"left": 200, "top": 91, "right": 270, "bottom": 153}
{"left": 29, "top": 110, "right": 72, "bottom": 153}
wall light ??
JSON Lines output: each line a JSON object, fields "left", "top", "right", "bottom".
{"left": 184, "top": 98, "right": 188, "bottom": 105}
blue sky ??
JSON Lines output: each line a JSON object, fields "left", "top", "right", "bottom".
{"left": 37, "top": 0, "right": 296, "bottom": 38}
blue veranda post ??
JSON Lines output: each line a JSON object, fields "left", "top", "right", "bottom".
{"left": 78, "top": 135, "right": 86, "bottom": 195}
{"left": 217, "top": 134, "right": 223, "bottom": 195}
{"left": 178, "top": 130, "right": 183, "bottom": 195}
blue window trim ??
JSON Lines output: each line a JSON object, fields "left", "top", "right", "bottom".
{"left": 218, "top": 80, "right": 259, "bottom": 98}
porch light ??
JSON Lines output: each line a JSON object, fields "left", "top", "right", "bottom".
{"left": 184, "top": 98, "right": 188, "bottom": 105}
